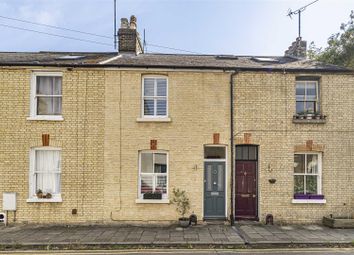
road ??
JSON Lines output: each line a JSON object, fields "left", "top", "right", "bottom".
{"left": 1, "top": 248, "right": 354, "bottom": 255}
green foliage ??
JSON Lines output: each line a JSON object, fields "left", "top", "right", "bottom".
{"left": 171, "top": 188, "right": 190, "bottom": 218}
{"left": 308, "top": 10, "right": 354, "bottom": 68}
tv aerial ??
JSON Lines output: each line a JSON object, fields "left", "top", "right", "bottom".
{"left": 287, "top": 0, "right": 320, "bottom": 38}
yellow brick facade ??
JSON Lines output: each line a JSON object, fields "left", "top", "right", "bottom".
{"left": 0, "top": 67, "right": 353, "bottom": 224}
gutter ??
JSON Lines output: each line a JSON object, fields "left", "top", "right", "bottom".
{"left": 230, "top": 70, "right": 238, "bottom": 226}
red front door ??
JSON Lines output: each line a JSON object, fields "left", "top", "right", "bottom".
{"left": 235, "top": 161, "right": 258, "bottom": 220}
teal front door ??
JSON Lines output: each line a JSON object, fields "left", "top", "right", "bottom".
{"left": 204, "top": 162, "right": 226, "bottom": 218}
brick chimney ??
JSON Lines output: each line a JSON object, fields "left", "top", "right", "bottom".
{"left": 118, "top": 15, "right": 143, "bottom": 55}
{"left": 284, "top": 37, "right": 307, "bottom": 59}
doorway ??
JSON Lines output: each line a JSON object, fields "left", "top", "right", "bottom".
{"left": 235, "top": 145, "right": 258, "bottom": 220}
{"left": 203, "top": 146, "right": 226, "bottom": 219}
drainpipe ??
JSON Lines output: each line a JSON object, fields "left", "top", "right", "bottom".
{"left": 230, "top": 70, "right": 238, "bottom": 226}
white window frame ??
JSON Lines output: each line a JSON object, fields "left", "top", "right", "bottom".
{"left": 137, "top": 150, "right": 169, "bottom": 201}
{"left": 294, "top": 152, "right": 322, "bottom": 195}
{"left": 295, "top": 80, "right": 319, "bottom": 114}
{"left": 141, "top": 76, "right": 168, "bottom": 119}
{"left": 27, "top": 147, "right": 62, "bottom": 203}
{"left": 28, "top": 72, "right": 63, "bottom": 121}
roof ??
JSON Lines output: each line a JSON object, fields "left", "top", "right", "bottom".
{"left": 0, "top": 51, "right": 351, "bottom": 72}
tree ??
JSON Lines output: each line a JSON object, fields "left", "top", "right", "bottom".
{"left": 308, "top": 10, "right": 354, "bottom": 68}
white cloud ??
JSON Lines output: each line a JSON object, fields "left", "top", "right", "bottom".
{"left": 18, "top": 1, "right": 62, "bottom": 26}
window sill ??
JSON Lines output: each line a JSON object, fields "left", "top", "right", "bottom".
{"left": 292, "top": 199, "right": 326, "bottom": 204}
{"left": 27, "top": 197, "right": 62, "bottom": 203}
{"left": 27, "top": 116, "right": 64, "bottom": 121}
{"left": 135, "top": 199, "right": 170, "bottom": 204}
{"left": 292, "top": 119, "right": 326, "bottom": 124}
{"left": 136, "top": 117, "right": 171, "bottom": 123}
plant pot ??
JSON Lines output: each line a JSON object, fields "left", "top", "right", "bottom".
{"left": 306, "top": 114, "right": 314, "bottom": 120}
{"left": 178, "top": 217, "right": 190, "bottom": 228}
{"left": 323, "top": 216, "right": 354, "bottom": 228}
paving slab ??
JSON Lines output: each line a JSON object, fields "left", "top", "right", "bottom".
{"left": 0, "top": 223, "right": 244, "bottom": 249}
{"left": 235, "top": 222, "right": 354, "bottom": 246}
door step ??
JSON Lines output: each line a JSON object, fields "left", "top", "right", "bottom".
{"left": 203, "top": 218, "right": 228, "bottom": 225}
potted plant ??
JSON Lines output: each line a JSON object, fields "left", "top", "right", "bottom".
{"left": 305, "top": 110, "right": 314, "bottom": 119}
{"left": 36, "top": 189, "right": 43, "bottom": 198}
{"left": 171, "top": 188, "right": 191, "bottom": 228}
{"left": 298, "top": 111, "right": 305, "bottom": 120}
{"left": 143, "top": 192, "right": 162, "bottom": 199}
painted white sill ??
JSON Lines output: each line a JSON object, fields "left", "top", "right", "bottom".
{"left": 135, "top": 199, "right": 170, "bottom": 204}
{"left": 27, "top": 197, "right": 62, "bottom": 203}
{"left": 136, "top": 117, "right": 171, "bottom": 123}
{"left": 292, "top": 199, "right": 326, "bottom": 204}
{"left": 27, "top": 116, "right": 64, "bottom": 121}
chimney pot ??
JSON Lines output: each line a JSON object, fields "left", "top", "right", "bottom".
{"left": 130, "top": 15, "right": 137, "bottom": 29}
{"left": 284, "top": 37, "right": 307, "bottom": 59}
{"left": 120, "top": 18, "right": 129, "bottom": 29}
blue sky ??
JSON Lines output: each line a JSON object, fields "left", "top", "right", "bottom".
{"left": 0, "top": 0, "right": 352, "bottom": 55}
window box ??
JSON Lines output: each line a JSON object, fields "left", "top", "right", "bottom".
{"left": 143, "top": 192, "right": 162, "bottom": 200}
{"left": 294, "top": 194, "right": 325, "bottom": 200}
{"left": 309, "top": 194, "right": 324, "bottom": 199}
{"left": 294, "top": 194, "right": 310, "bottom": 199}
{"left": 293, "top": 114, "right": 326, "bottom": 124}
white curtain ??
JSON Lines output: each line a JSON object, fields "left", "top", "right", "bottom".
{"left": 36, "top": 76, "right": 62, "bottom": 115}
{"left": 35, "top": 150, "right": 61, "bottom": 194}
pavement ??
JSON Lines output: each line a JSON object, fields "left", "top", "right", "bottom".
{"left": 236, "top": 221, "right": 354, "bottom": 246}
{"left": 0, "top": 222, "right": 353, "bottom": 251}
{"left": 1, "top": 248, "right": 354, "bottom": 255}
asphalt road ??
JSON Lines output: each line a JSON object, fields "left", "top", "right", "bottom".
{"left": 1, "top": 248, "right": 354, "bottom": 255}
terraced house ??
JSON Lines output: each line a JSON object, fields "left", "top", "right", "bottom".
{"left": 0, "top": 16, "right": 353, "bottom": 225}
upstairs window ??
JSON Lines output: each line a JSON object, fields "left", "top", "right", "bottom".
{"left": 30, "top": 72, "right": 62, "bottom": 119}
{"left": 296, "top": 80, "right": 319, "bottom": 114}
{"left": 142, "top": 77, "right": 168, "bottom": 118}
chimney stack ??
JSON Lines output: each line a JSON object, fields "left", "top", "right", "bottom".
{"left": 118, "top": 15, "right": 143, "bottom": 55}
{"left": 284, "top": 37, "right": 307, "bottom": 59}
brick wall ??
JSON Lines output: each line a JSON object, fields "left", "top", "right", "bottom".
{"left": 0, "top": 68, "right": 105, "bottom": 224}
{"left": 1, "top": 67, "right": 353, "bottom": 224}
{"left": 233, "top": 72, "right": 354, "bottom": 223}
